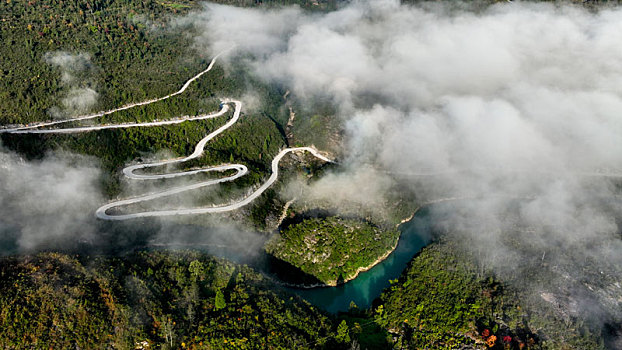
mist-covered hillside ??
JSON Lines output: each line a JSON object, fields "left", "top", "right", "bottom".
{"left": 1, "top": 0, "right": 622, "bottom": 349}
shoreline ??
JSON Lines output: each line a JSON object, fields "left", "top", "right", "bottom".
{"left": 338, "top": 236, "right": 400, "bottom": 285}
{"left": 398, "top": 207, "right": 420, "bottom": 225}
{"left": 338, "top": 209, "right": 421, "bottom": 284}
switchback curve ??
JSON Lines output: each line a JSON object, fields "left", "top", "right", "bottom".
{"left": 0, "top": 52, "right": 333, "bottom": 220}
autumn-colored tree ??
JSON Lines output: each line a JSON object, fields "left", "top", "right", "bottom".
{"left": 486, "top": 335, "right": 497, "bottom": 347}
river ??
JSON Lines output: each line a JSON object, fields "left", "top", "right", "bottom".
{"left": 287, "top": 207, "right": 433, "bottom": 313}
{"left": 147, "top": 206, "right": 434, "bottom": 314}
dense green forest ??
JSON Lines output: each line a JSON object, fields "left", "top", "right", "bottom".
{"left": 0, "top": 0, "right": 336, "bottom": 126}
{"left": 1, "top": 0, "right": 201, "bottom": 125}
{"left": 0, "top": 251, "right": 352, "bottom": 349}
{"left": 373, "top": 239, "right": 606, "bottom": 350}
{"left": 265, "top": 217, "right": 400, "bottom": 285}
{"left": 0, "top": 243, "right": 605, "bottom": 350}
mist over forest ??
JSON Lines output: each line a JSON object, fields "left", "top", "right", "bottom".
{"left": 1, "top": 0, "right": 622, "bottom": 348}
{"left": 182, "top": 0, "right": 622, "bottom": 342}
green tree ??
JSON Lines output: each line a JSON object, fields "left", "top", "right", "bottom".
{"left": 337, "top": 320, "right": 350, "bottom": 343}
{"left": 215, "top": 289, "right": 226, "bottom": 310}
{"left": 188, "top": 260, "right": 204, "bottom": 280}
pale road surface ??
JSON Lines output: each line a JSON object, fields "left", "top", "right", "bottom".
{"left": 0, "top": 51, "right": 332, "bottom": 220}
{"left": 1, "top": 106, "right": 229, "bottom": 134}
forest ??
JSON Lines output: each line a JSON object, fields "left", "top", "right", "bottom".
{"left": 373, "top": 237, "right": 607, "bottom": 350}
{"left": 1, "top": 240, "right": 607, "bottom": 349}
{"left": 0, "top": 1, "right": 615, "bottom": 349}
{"left": 0, "top": 0, "right": 336, "bottom": 125}
{"left": 0, "top": 250, "right": 350, "bottom": 349}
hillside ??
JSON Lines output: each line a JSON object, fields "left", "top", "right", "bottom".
{"left": 0, "top": 251, "right": 348, "bottom": 349}
{"left": 1, "top": 1, "right": 621, "bottom": 349}
{"left": 0, "top": 0, "right": 295, "bottom": 228}
{"left": 373, "top": 239, "right": 607, "bottom": 350}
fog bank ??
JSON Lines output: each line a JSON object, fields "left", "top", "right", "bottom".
{"left": 0, "top": 147, "right": 104, "bottom": 253}
{"left": 44, "top": 51, "right": 99, "bottom": 117}
{"left": 182, "top": 0, "right": 622, "bottom": 339}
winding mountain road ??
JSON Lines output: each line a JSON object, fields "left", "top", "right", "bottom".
{"left": 0, "top": 52, "right": 332, "bottom": 220}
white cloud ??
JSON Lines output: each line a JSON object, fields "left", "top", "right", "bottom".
{"left": 184, "top": 0, "right": 622, "bottom": 332}
{"left": 45, "top": 51, "right": 98, "bottom": 117}
{"left": 0, "top": 148, "right": 103, "bottom": 252}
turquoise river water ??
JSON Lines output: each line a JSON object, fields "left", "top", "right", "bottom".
{"left": 288, "top": 207, "right": 433, "bottom": 313}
